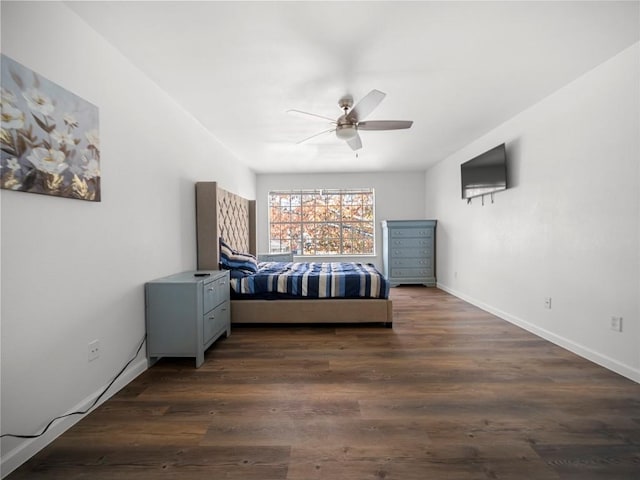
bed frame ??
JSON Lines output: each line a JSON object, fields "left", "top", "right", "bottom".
{"left": 195, "top": 181, "right": 393, "bottom": 326}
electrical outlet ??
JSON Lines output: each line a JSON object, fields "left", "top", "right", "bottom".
{"left": 88, "top": 340, "right": 100, "bottom": 361}
{"left": 610, "top": 316, "right": 623, "bottom": 332}
{"left": 544, "top": 297, "right": 552, "bottom": 309}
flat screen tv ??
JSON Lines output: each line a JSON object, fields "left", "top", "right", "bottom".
{"left": 461, "top": 143, "right": 507, "bottom": 199}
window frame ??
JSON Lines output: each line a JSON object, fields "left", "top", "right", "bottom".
{"left": 267, "top": 188, "right": 376, "bottom": 256}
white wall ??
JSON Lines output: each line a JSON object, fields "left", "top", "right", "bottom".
{"left": 425, "top": 43, "right": 640, "bottom": 382}
{"left": 257, "top": 172, "right": 426, "bottom": 270}
{"left": 0, "top": 2, "right": 255, "bottom": 476}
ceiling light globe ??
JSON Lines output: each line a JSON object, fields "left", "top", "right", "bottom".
{"left": 336, "top": 125, "right": 357, "bottom": 140}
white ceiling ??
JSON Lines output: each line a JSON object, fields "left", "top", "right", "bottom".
{"left": 66, "top": 1, "right": 639, "bottom": 174}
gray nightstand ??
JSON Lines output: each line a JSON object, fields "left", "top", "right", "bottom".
{"left": 145, "top": 270, "right": 230, "bottom": 367}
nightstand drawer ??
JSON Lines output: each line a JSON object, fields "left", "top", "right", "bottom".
{"left": 204, "top": 275, "right": 229, "bottom": 313}
{"left": 203, "top": 302, "right": 230, "bottom": 344}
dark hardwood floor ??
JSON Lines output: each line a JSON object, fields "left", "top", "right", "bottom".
{"left": 8, "top": 287, "right": 640, "bottom": 479}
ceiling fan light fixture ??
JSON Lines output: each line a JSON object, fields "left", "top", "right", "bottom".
{"left": 336, "top": 124, "right": 358, "bottom": 140}
{"left": 290, "top": 89, "right": 412, "bottom": 149}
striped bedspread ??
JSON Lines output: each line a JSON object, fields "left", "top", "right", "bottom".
{"left": 230, "top": 262, "right": 389, "bottom": 299}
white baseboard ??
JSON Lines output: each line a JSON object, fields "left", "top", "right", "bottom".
{"left": 437, "top": 282, "right": 640, "bottom": 384}
{"left": 1, "top": 358, "right": 148, "bottom": 479}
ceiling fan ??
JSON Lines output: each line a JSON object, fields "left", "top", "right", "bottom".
{"left": 288, "top": 89, "right": 413, "bottom": 151}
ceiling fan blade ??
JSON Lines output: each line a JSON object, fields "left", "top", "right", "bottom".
{"left": 296, "top": 128, "right": 335, "bottom": 144}
{"left": 357, "top": 120, "right": 413, "bottom": 130}
{"left": 287, "top": 109, "right": 336, "bottom": 123}
{"left": 346, "top": 89, "right": 386, "bottom": 122}
{"left": 346, "top": 132, "right": 362, "bottom": 151}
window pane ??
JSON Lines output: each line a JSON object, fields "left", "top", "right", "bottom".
{"left": 269, "top": 205, "right": 279, "bottom": 221}
{"left": 362, "top": 204, "right": 373, "bottom": 220}
{"left": 288, "top": 225, "right": 302, "bottom": 255}
{"left": 270, "top": 223, "right": 283, "bottom": 239}
{"left": 290, "top": 202, "right": 301, "bottom": 222}
{"left": 302, "top": 224, "right": 315, "bottom": 255}
{"left": 301, "top": 194, "right": 315, "bottom": 222}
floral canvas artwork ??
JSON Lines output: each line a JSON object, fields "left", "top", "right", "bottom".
{"left": 1, "top": 55, "right": 100, "bottom": 201}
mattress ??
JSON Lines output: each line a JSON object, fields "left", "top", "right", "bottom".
{"left": 229, "top": 261, "right": 390, "bottom": 299}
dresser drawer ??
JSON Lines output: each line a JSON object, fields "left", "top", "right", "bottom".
{"left": 390, "top": 257, "right": 432, "bottom": 268}
{"left": 390, "top": 267, "right": 433, "bottom": 278}
{"left": 391, "top": 247, "right": 431, "bottom": 258}
{"left": 390, "top": 228, "right": 433, "bottom": 239}
{"left": 203, "top": 274, "right": 229, "bottom": 313}
{"left": 390, "top": 237, "right": 432, "bottom": 248}
{"left": 203, "top": 302, "right": 230, "bottom": 344}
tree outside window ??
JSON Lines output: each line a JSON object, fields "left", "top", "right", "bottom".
{"left": 268, "top": 189, "right": 375, "bottom": 255}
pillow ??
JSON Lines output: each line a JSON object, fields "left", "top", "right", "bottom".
{"left": 228, "top": 268, "right": 253, "bottom": 279}
{"left": 219, "top": 238, "right": 258, "bottom": 273}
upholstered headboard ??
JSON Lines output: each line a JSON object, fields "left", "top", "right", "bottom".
{"left": 195, "top": 182, "right": 256, "bottom": 270}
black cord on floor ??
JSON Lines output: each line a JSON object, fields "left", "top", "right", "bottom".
{"left": 0, "top": 333, "right": 147, "bottom": 440}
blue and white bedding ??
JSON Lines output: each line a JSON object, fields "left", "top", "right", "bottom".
{"left": 229, "top": 261, "right": 390, "bottom": 299}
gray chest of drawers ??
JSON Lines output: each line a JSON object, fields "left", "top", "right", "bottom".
{"left": 381, "top": 220, "right": 437, "bottom": 287}
{"left": 145, "top": 270, "right": 230, "bottom": 367}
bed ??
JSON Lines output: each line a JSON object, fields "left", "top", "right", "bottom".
{"left": 195, "top": 181, "right": 393, "bottom": 326}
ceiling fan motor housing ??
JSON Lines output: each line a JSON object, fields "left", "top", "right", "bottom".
{"left": 338, "top": 95, "right": 354, "bottom": 111}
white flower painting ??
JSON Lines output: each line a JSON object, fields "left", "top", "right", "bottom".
{"left": 1, "top": 55, "right": 100, "bottom": 201}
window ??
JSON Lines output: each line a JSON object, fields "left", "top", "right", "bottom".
{"left": 268, "top": 188, "right": 375, "bottom": 256}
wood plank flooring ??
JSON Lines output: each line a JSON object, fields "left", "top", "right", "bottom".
{"left": 8, "top": 286, "right": 640, "bottom": 479}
